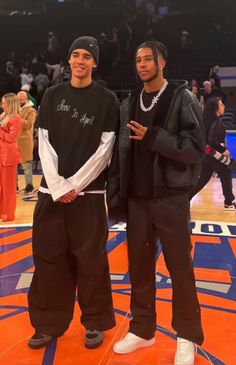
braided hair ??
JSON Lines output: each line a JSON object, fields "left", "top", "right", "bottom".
{"left": 135, "top": 41, "right": 168, "bottom": 65}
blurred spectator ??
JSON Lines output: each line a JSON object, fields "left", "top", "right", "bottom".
{"left": 180, "top": 30, "right": 192, "bottom": 49}
{"left": 17, "top": 91, "right": 37, "bottom": 195}
{"left": 190, "top": 97, "right": 236, "bottom": 210}
{"left": 7, "top": 51, "right": 17, "bottom": 65}
{"left": 33, "top": 67, "right": 50, "bottom": 104}
{"left": 47, "top": 31, "right": 60, "bottom": 63}
{"left": 191, "top": 86, "right": 204, "bottom": 111}
{"left": 45, "top": 61, "right": 63, "bottom": 85}
{"left": 118, "top": 20, "right": 132, "bottom": 58}
{"left": 209, "top": 77, "right": 226, "bottom": 103}
{"left": 22, "top": 52, "right": 32, "bottom": 70}
{"left": 202, "top": 80, "right": 219, "bottom": 103}
{"left": 62, "top": 64, "right": 71, "bottom": 82}
{"left": 189, "top": 78, "right": 199, "bottom": 88}
{"left": 20, "top": 67, "right": 33, "bottom": 89}
{"left": 5, "top": 61, "right": 20, "bottom": 93}
{"left": 210, "top": 65, "right": 221, "bottom": 88}
{"left": 144, "top": 0, "right": 156, "bottom": 23}
{"left": 0, "top": 93, "right": 21, "bottom": 221}
{"left": 21, "top": 84, "right": 37, "bottom": 109}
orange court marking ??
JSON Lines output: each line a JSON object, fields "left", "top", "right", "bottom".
{"left": 191, "top": 235, "right": 221, "bottom": 245}
{"left": 0, "top": 243, "right": 32, "bottom": 270}
{"left": 0, "top": 229, "right": 32, "bottom": 246}
{"left": 194, "top": 267, "right": 231, "bottom": 283}
{"left": 0, "top": 223, "right": 236, "bottom": 365}
{"left": 229, "top": 238, "right": 236, "bottom": 258}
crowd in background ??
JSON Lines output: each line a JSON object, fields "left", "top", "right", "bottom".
{"left": 0, "top": 0, "right": 236, "bottom": 222}
{"left": 1, "top": 0, "right": 236, "bottom": 94}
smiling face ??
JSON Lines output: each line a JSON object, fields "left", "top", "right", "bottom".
{"left": 135, "top": 47, "right": 165, "bottom": 83}
{"left": 68, "top": 49, "right": 97, "bottom": 84}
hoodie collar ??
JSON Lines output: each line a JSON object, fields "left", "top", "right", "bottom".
{"left": 20, "top": 100, "right": 34, "bottom": 109}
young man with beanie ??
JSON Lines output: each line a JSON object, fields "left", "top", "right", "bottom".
{"left": 107, "top": 41, "right": 205, "bottom": 364}
{"left": 28, "top": 36, "right": 118, "bottom": 349}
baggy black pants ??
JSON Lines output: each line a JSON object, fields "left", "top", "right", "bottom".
{"left": 190, "top": 155, "right": 235, "bottom": 205}
{"left": 127, "top": 191, "right": 204, "bottom": 345}
{"left": 28, "top": 192, "right": 115, "bottom": 336}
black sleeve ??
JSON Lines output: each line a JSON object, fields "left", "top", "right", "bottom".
{"left": 106, "top": 138, "right": 127, "bottom": 221}
{"left": 208, "top": 121, "right": 226, "bottom": 153}
{"left": 144, "top": 93, "right": 206, "bottom": 163}
{"left": 104, "top": 93, "right": 120, "bottom": 133}
{"left": 106, "top": 97, "right": 127, "bottom": 221}
{"left": 35, "top": 88, "right": 50, "bottom": 130}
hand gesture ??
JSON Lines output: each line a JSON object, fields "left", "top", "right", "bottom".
{"left": 127, "top": 120, "right": 147, "bottom": 140}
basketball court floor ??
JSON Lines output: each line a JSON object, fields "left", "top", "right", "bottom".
{"left": 0, "top": 175, "right": 236, "bottom": 365}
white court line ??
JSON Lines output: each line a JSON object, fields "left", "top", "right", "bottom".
{"left": 195, "top": 345, "right": 213, "bottom": 364}
{"left": 0, "top": 336, "right": 30, "bottom": 360}
{"left": 97, "top": 309, "right": 130, "bottom": 365}
{"left": 190, "top": 194, "right": 199, "bottom": 207}
{"left": 0, "top": 223, "right": 32, "bottom": 228}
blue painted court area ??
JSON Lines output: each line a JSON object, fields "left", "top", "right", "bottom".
{"left": 227, "top": 131, "right": 236, "bottom": 159}
{"left": 226, "top": 131, "right": 236, "bottom": 177}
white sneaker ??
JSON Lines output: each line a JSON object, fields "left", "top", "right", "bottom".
{"left": 113, "top": 332, "right": 155, "bottom": 354}
{"left": 224, "top": 202, "right": 236, "bottom": 211}
{"left": 174, "top": 337, "right": 195, "bottom": 365}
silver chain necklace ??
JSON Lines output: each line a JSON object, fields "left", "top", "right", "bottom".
{"left": 140, "top": 79, "right": 169, "bottom": 112}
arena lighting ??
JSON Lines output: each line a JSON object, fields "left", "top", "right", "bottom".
{"left": 9, "top": 10, "right": 32, "bottom": 16}
{"left": 9, "top": 11, "right": 20, "bottom": 16}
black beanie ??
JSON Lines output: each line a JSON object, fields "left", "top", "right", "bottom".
{"left": 68, "top": 36, "right": 99, "bottom": 65}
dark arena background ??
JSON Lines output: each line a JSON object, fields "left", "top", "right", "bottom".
{"left": 0, "top": 1, "right": 236, "bottom": 364}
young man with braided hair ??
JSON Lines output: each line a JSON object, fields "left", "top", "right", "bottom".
{"left": 107, "top": 41, "right": 205, "bottom": 364}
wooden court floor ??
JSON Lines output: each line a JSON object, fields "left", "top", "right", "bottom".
{"left": 0, "top": 175, "right": 236, "bottom": 365}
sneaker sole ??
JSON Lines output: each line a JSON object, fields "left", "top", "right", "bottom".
{"left": 85, "top": 338, "right": 103, "bottom": 349}
{"left": 174, "top": 357, "right": 194, "bottom": 365}
{"left": 28, "top": 338, "right": 53, "bottom": 349}
{"left": 24, "top": 189, "right": 38, "bottom": 196}
{"left": 113, "top": 338, "right": 155, "bottom": 354}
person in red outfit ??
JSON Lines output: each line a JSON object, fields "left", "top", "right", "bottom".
{"left": 0, "top": 93, "right": 21, "bottom": 222}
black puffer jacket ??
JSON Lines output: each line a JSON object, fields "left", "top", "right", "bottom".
{"left": 107, "top": 80, "right": 206, "bottom": 212}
